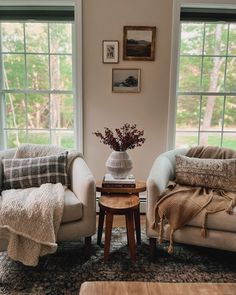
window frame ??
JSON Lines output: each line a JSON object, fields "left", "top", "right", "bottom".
{"left": 167, "top": 0, "right": 236, "bottom": 150}
{"left": 0, "top": 0, "right": 83, "bottom": 152}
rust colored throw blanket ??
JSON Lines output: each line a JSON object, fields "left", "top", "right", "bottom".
{"left": 152, "top": 146, "right": 236, "bottom": 254}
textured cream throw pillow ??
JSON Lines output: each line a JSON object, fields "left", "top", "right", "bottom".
{"left": 175, "top": 155, "right": 236, "bottom": 192}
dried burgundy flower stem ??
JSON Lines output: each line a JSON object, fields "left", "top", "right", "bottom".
{"left": 93, "top": 123, "right": 146, "bottom": 151}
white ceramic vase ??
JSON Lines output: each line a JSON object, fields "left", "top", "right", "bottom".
{"left": 106, "top": 150, "right": 133, "bottom": 179}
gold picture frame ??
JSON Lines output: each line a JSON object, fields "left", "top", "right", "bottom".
{"left": 123, "top": 26, "right": 156, "bottom": 61}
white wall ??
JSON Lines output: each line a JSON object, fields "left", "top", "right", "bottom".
{"left": 82, "top": 0, "right": 173, "bottom": 181}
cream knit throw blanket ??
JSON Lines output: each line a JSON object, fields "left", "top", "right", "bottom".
{"left": 0, "top": 183, "right": 64, "bottom": 266}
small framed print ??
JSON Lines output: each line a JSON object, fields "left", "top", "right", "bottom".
{"left": 123, "top": 26, "right": 156, "bottom": 61}
{"left": 103, "top": 40, "right": 119, "bottom": 63}
{"left": 112, "top": 68, "right": 141, "bottom": 93}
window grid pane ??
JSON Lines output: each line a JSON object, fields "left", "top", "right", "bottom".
{"left": 176, "top": 21, "right": 236, "bottom": 150}
{"left": 0, "top": 21, "right": 75, "bottom": 149}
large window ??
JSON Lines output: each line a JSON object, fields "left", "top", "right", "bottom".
{"left": 0, "top": 6, "right": 77, "bottom": 149}
{"left": 175, "top": 9, "right": 236, "bottom": 149}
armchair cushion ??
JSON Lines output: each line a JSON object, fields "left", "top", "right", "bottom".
{"left": 175, "top": 155, "right": 236, "bottom": 192}
{"left": 62, "top": 189, "right": 83, "bottom": 223}
{"left": 3, "top": 152, "right": 68, "bottom": 190}
{"left": 188, "top": 205, "right": 236, "bottom": 232}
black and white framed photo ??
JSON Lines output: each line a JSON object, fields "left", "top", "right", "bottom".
{"left": 112, "top": 68, "right": 141, "bottom": 93}
{"left": 103, "top": 40, "right": 119, "bottom": 63}
{"left": 123, "top": 26, "right": 156, "bottom": 61}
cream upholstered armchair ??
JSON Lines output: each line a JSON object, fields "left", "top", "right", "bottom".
{"left": 0, "top": 145, "right": 96, "bottom": 255}
{"left": 146, "top": 147, "right": 236, "bottom": 257}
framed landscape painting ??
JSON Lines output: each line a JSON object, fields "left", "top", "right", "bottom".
{"left": 103, "top": 40, "right": 119, "bottom": 63}
{"left": 123, "top": 26, "right": 156, "bottom": 61}
{"left": 112, "top": 68, "right": 141, "bottom": 93}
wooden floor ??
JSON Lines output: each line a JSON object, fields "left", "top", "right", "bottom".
{"left": 79, "top": 282, "right": 236, "bottom": 295}
{"left": 96, "top": 213, "right": 146, "bottom": 227}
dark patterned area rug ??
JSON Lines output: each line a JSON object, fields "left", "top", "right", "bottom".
{"left": 0, "top": 228, "right": 236, "bottom": 295}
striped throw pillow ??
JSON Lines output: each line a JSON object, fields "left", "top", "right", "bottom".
{"left": 3, "top": 152, "right": 68, "bottom": 190}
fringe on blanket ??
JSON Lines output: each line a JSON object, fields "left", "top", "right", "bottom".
{"left": 152, "top": 187, "right": 236, "bottom": 254}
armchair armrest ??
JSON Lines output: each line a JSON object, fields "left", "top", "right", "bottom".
{"left": 147, "top": 155, "right": 173, "bottom": 224}
{"left": 0, "top": 148, "right": 16, "bottom": 191}
{"left": 70, "top": 157, "right": 96, "bottom": 233}
{"left": 146, "top": 148, "right": 188, "bottom": 237}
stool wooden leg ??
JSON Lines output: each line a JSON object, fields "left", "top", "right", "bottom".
{"left": 84, "top": 236, "right": 91, "bottom": 258}
{"left": 126, "top": 211, "right": 136, "bottom": 262}
{"left": 97, "top": 208, "right": 105, "bottom": 245}
{"left": 134, "top": 206, "right": 141, "bottom": 245}
{"left": 125, "top": 214, "right": 129, "bottom": 246}
{"left": 150, "top": 237, "right": 157, "bottom": 260}
{"left": 104, "top": 211, "right": 113, "bottom": 261}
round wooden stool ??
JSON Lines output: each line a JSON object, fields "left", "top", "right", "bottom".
{"left": 98, "top": 194, "right": 140, "bottom": 262}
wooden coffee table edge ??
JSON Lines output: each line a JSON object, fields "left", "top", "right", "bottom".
{"left": 79, "top": 282, "right": 236, "bottom": 295}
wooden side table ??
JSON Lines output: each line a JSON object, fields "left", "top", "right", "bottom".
{"left": 96, "top": 181, "right": 146, "bottom": 262}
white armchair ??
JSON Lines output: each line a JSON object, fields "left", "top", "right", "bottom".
{"left": 0, "top": 146, "right": 96, "bottom": 256}
{"left": 146, "top": 148, "right": 236, "bottom": 257}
